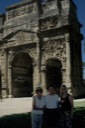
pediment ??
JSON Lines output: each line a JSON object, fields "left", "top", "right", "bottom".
{"left": 2, "top": 29, "right": 37, "bottom": 42}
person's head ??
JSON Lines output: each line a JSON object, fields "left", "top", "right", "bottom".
{"left": 60, "top": 85, "right": 68, "bottom": 95}
{"left": 47, "top": 85, "right": 56, "bottom": 95}
{"left": 35, "top": 86, "right": 43, "bottom": 95}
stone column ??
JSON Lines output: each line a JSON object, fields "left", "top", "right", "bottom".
{"left": 32, "top": 63, "right": 38, "bottom": 93}
{"left": 36, "top": 41, "right": 41, "bottom": 85}
{"left": 61, "top": 68, "right": 67, "bottom": 84}
{"left": 8, "top": 66, "right": 12, "bottom": 98}
{"left": 41, "top": 64, "right": 47, "bottom": 94}
{"left": 4, "top": 50, "right": 8, "bottom": 97}
{"left": 32, "top": 39, "right": 41, "bottom": 94}
{"left": 65, "top": 35, "right": 72, "bottom": 91}
{"left": 1, "top": 49, "right": 8, "bottom": 98}
{"left": 1, "top": 72, "right": 7, "bottom": 98}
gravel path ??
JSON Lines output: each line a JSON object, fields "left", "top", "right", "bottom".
{"left": 0, "top": 97, "right": 85, "bottom": 117}
{"left": 0, "top": 98, "right": 32, "bottom": 117}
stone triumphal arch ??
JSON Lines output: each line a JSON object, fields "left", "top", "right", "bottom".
{"left": 0, "top": 0, "right": 85, "bottom": 98}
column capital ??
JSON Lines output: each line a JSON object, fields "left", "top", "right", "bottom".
{"left": 41, "top": 66, "right": 46, "bottom": 71}
{"left": 8, "top": 66, "right": 12, "bottom": 68}
{"left": 61, "top": 67, "right": 66, "bottom": 71}
{"left": 41, "top": 63, "right": 46, "bottom": 71}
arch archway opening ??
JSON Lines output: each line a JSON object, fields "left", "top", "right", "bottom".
{"left": 12, "top": 52, "right": 33, "bottom": 97}
{"left": 46, "top": 59, "right": 62, "bottom": 89}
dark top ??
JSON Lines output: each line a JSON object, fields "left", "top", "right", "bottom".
{"left": 60, "top": 94, "right": 71, "bottom": 111}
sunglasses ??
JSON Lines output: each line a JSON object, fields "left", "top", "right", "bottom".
{"left": 36, "top": 90, "right": 42, "bottom": 92}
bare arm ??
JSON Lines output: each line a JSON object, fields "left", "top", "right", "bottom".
{"left": 32, "top": 96, "right": 36, "bottom": 110}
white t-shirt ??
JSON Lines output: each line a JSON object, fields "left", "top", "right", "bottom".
{"left": 45, "top": 94, "right": 60, "bottom": 109}
{"left": 32, "top": 95, "right": 45, "bottom": 114}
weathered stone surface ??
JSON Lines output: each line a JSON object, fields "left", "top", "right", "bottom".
{"left": 0, "top": 0, "right": 84, "bottom": 98}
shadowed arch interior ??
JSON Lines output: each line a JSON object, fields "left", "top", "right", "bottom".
{"left": 46, "top": 58, "right": 62, "bottom": 89}
{"left": 12, "top": 52, "right": 33, "bottom": 97}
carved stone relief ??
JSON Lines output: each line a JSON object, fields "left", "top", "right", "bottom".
{"left": 41, "top": 16, "right": 59, "bottom": 30}
{"left": 8, "top": 50, "right": 14, "bottom": 66}
{"left": 16, "top": 31, "right": 29, "bottom": 44}
{"left": 4, "top": 23, "right": 31, "bottom": 37}
{"left": 7, "top": 3, "right": 37, "bottom": 19}
{"left": 28, "top": 48, "right": 37, "bottom": 60}
{"left": 0, "top": 33, "right": 3, "bottom": 40}
{"left": 0, "top": 50, "right": 6, "bottom": 76}
{"left": 6, "top": 31, "right": 36, "bottom": 45}
{"left": 42, "top": 38, "right": 66, "bottom": 67}
{"left": 0, "top": 50, "right": 4, "bottom": 57}
{"left": 42, "top": 1, "right": 57, "bottom": 12}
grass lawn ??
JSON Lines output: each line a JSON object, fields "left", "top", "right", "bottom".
{"left": 0, "top": 100, "right": 85, "bottom": 128}
{"left": 74, "top": 99, "right": 85, "bottom": 107}
{"left": 73, "top": 100, "right": 85, "bottom": 128}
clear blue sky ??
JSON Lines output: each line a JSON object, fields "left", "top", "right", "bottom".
{"left": 0, "top": 0, "right": 85, "bottom": 62}
{"left": 74, "top": 0, "right": 85, "bottom": 62}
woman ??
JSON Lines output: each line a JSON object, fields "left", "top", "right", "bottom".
{"left": 44, "top": 86, "right": 60, "bottom": 128}
{"left": 31, "top": 86, "right": 45, "bottom": 128}
{"left": 59, "top": 85, "right": 74, "bottom": 128}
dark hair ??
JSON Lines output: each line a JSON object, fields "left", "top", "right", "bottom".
{"left": 35, "top": 87, "right": 43, "bottom": 93}
{"left": 62, "top": 85, "right": 66, "bottom": 88}
{"left": 47, "top": 85, "right": 56, "bottom": 90}
{"left": 60, "top": 85, "right": 67, "bottom": 92}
